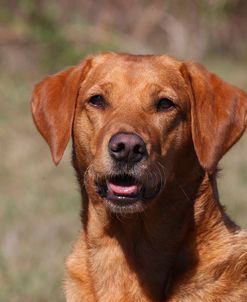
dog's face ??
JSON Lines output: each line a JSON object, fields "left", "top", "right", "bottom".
{"left": 31, "top": 53, "right": 247, "bottom": 214}
{"left": 73, "top": 54, "right": 192, "bottom": 213}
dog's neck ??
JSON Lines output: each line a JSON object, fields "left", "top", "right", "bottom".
{"left": 77, "top": 169, "right": 236, "bottom": 301}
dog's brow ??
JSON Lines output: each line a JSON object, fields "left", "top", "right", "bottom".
{"left": 86, "top": 82, "right": 114, "bottom": 95}
{"left": 98, "top": 82, "right": 114, "bottom": 91}
{"left": 143, "top": 83, "right": 178, "bottom": 100}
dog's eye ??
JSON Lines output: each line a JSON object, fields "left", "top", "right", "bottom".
{"left": 156, "top": 98, "right": 175, "bottom": 112}
{"left": 88, "top": 95, "right": 107, "bottom": 109}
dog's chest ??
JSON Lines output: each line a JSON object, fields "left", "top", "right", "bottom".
{"left": 89, "top": 242, "right": 152, "bottom": 302}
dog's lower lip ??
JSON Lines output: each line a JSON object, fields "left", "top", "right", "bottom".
{"left": 96, "top": 174, "right": 162, "bottom": 206}
{"left": 107, "top": 181, "right": 141, "bottom": 197}
{"left": 96, "top": 175, "right": 143, "bottom": 203}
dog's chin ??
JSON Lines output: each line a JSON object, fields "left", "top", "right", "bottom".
{"left": 96, "top": 174, "right": 161, "bottom": 214}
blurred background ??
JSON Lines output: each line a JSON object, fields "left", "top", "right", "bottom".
{"left": 0, "top": 0, "right": 247, "bottom": 301}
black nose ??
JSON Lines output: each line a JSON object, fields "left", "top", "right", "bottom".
{"left": 109, "top": 133, "right": 147, "bottom": 163}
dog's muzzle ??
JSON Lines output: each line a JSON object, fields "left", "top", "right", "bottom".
{"left": 93, "top": 132, "right": 162, "bottom": 213}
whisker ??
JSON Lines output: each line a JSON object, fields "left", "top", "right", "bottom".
{"left": 157, "top": 160, "right": 167, "bottom": 185}
{"left": 174, "top": 178, "right": 192, "bottom": 204}
{"left": 153, "top": 167, "right": 161, "bottom": 192}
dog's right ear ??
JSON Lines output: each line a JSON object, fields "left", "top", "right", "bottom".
{"left": 31, "top": 59, "right": 93, "bottom": 165}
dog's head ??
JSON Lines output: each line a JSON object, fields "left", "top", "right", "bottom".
{"left": 31, "top": 53, "right": 247, "bottom": 214}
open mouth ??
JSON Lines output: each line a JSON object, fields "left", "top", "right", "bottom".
{"left": 96, "top": 173, "right": 161, "bottom": 212}
{"left": 98, "top": 174, "right": 142, "bottom": 203}
{"left": 107, "top": 174, "right": 142, "bottom": 201}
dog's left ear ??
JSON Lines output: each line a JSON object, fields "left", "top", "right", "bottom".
{"left": 31, "top": 59, "right": 92, "bottom": 165}
{"left": 180, "top": 61, "right": 247, "bottom": 174}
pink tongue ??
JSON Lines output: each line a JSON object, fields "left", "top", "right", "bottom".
{"left": 108, "top": 182, "right": 140, "bottom": 196}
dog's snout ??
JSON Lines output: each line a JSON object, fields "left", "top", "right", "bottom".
{"left": 109, "top": 133, "right": 147, "bottom": 163}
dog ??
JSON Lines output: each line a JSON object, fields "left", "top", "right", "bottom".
{"left": 31, "top": 53, "right": 247, "bottom": 301}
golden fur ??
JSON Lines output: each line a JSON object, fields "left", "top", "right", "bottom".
{"left": 31, "top": 53, "right": 247, "bottom": 301}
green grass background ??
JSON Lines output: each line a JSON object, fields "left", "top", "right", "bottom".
{"left": 1, "top": 1, "right": 247, "bottom": 301}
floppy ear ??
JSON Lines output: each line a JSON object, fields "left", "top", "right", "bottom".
{"left": 31, "top": 59, "right": 92, "bottom": 164}
{"left": 180, "top": 61, "right": 247, "bottom": 174}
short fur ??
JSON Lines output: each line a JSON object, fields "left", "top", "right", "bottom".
{"left": 31, "top": 53, "right": 247, "bottom": 301}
